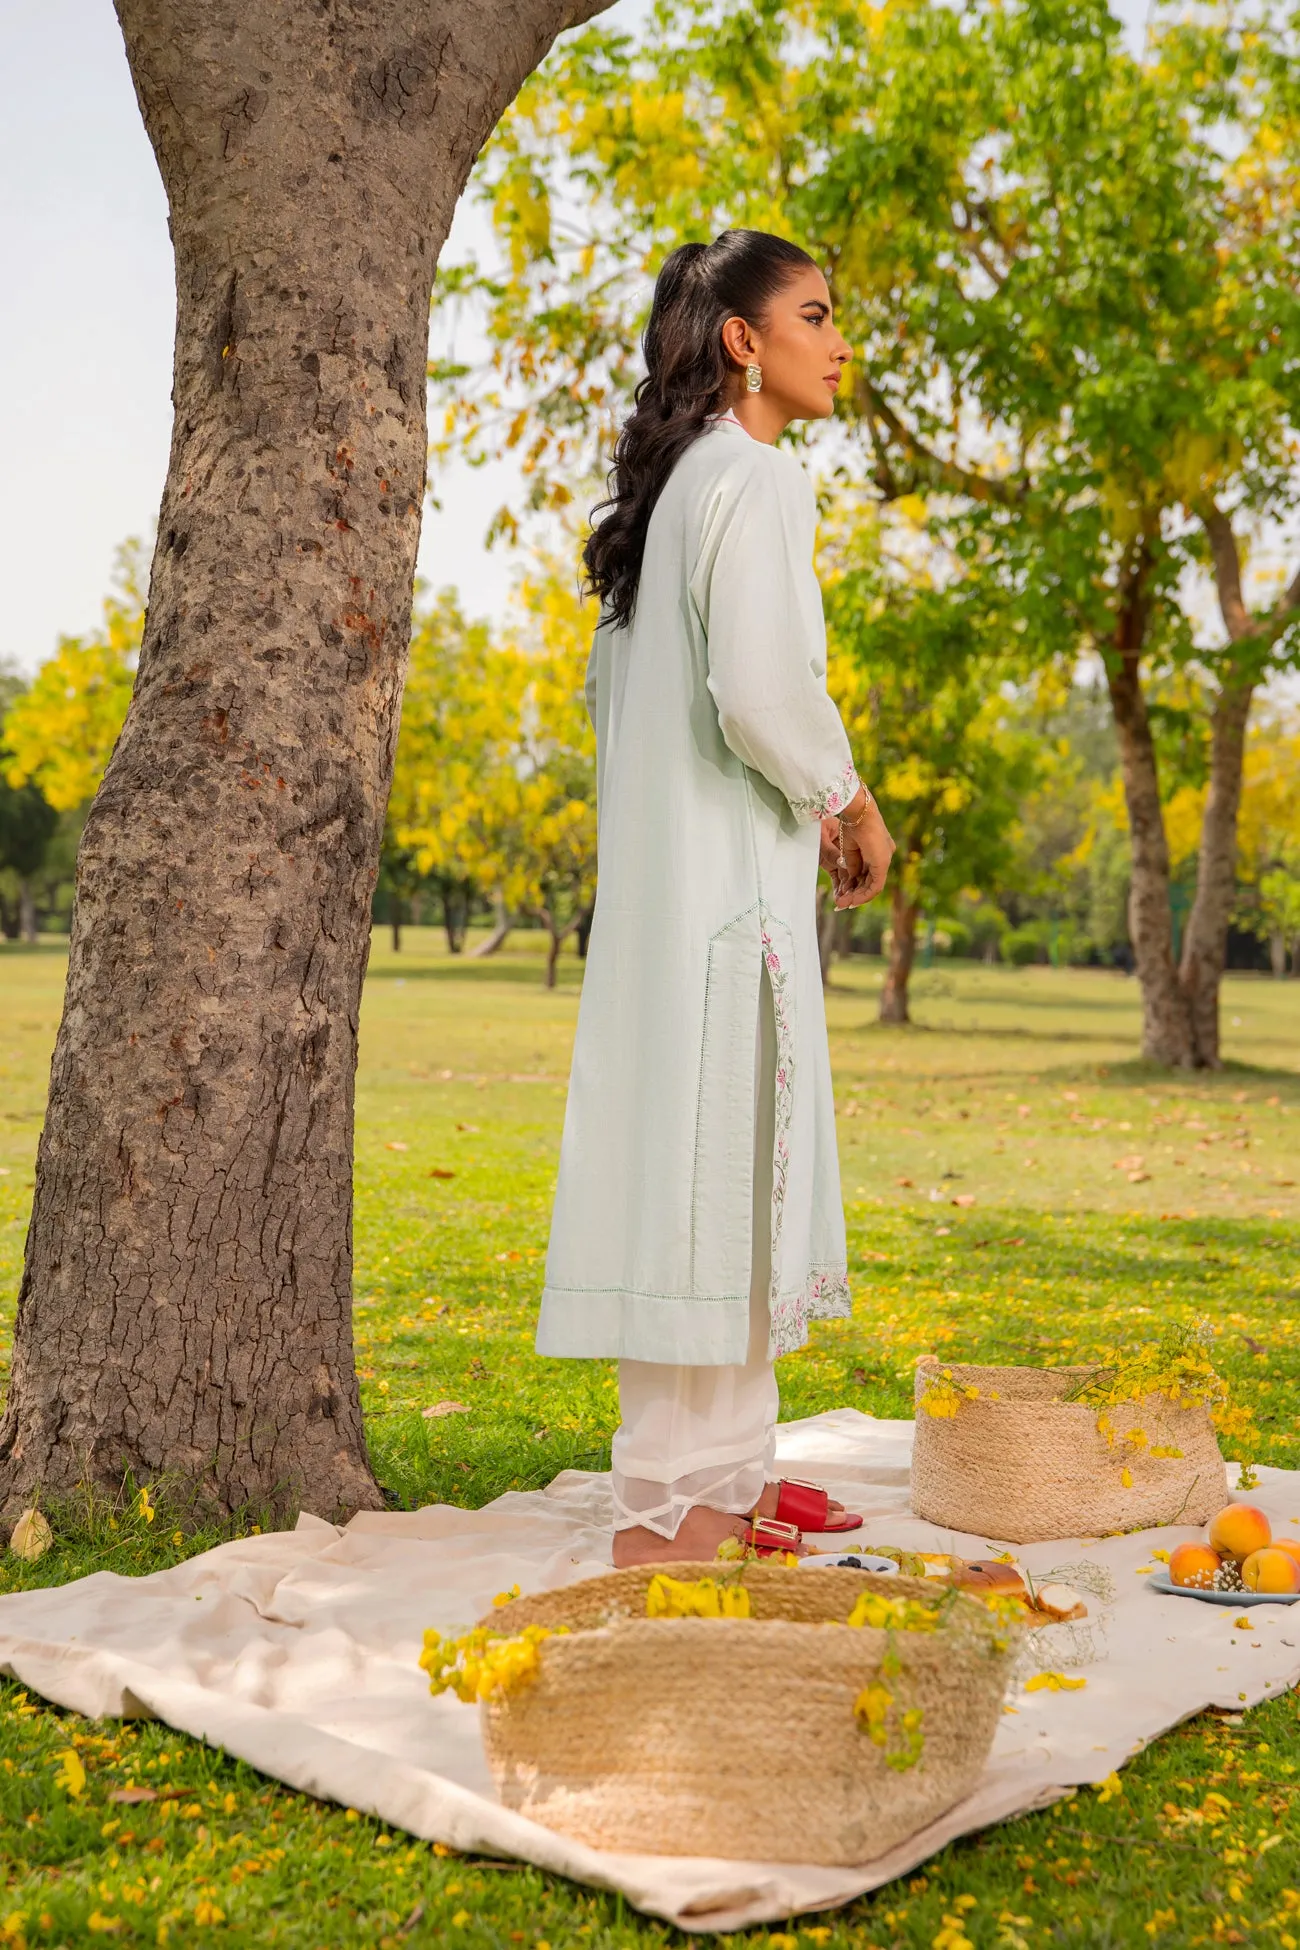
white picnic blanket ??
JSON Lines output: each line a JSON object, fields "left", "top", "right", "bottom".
{"left": 2, "top": 1411, "right": 1299, "bottom": 1932}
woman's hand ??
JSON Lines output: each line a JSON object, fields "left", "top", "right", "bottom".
{"left": 833, "top": 792, "right": 895, "bottom": 910}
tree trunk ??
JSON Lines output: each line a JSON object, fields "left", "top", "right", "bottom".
{"left": 469, "top": 890, "right": 512, "bottom": 958}
{"left": 1103, "top": 571, "right": 1193, "bottom": 1067}
{"left": 545, "top": 926, "right": 562, "bottom": 988}
{"left": 17, "top": 880, "right": 37, "bottom": 944}
{"left": 575, "top": 901, "right": 594, "bottom": 960}
{"left": 390, "top": 896, "right": 404, "bottom": 953}
{"left": 0, "top": 0, "right": 611, "bottom": 1526}
{"left": 1270, "top": 928, "right": 1287, "bottom": 979}
{"left": 1178, "top": 676, "right": 1254, "bottom": 1067}
{"left": 879, "top": 885, "right": 919, "bottom": 1024}
{"left": 442, "top": 883, "right": 467, "bottom": 954}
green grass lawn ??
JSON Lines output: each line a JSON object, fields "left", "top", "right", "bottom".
{"left": 2, "top": 933, "right": 1299, "bottom": 1947}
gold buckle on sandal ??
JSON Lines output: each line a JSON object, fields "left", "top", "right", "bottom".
{"left": 752, "top": 1517, "right": 801, "bottom": 1547}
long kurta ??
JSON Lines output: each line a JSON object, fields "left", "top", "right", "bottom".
{"left": 536, "top": 412, "right": 861, "bottom": 1366}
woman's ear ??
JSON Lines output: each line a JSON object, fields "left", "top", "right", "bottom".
{"left": 719, "top": 313, "right": 757, "bottom": 369}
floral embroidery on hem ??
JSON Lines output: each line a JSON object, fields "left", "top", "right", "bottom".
{"left": 761, "top": 916, "right": 795, "bottom": 1259}
{"left": 768, "top": 1270, "right": 852, "bottom": 1360}
{"left": 788, "top": 760, "right": 860, "bottom": 823}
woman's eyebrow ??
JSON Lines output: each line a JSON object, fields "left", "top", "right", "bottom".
{"left": 801, "top": 300, "right": 831, "bottom": 320}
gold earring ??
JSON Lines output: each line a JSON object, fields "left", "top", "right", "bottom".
{"left": 745, "top": 361, "right": 763, "bottom": 394}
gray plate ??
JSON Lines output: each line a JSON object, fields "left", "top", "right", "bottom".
{"left": 1148, "top": 1569, "right": 1300, "bottom": 1607}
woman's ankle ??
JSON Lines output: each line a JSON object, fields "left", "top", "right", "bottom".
{"left": 611, "top": 1506, "right": 746, "bottom": 1567}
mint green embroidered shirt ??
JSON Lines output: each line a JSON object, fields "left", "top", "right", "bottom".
{"left": 536, "top": 415, "right": 857, "bottom": 1366}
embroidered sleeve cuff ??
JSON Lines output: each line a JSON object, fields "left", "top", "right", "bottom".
{"left": 787, "top": 761, "right": 861, "bottom": 822}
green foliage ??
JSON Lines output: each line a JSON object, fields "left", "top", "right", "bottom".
{"left": 442, "top": 0, "right": 1300, "bottom": 668}
{"left": 822, "top": 507, "right": 1041, "bottom": 927}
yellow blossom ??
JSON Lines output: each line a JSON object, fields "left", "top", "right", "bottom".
{"left": 645, "top": 1574, "right": 751, "bottom": 1620}
{"left": 52, "top": 1749, "right": 86, "bottom": 1798}
{"left": 1024, "top": 1672, "right": 1087, "bottom": 1693}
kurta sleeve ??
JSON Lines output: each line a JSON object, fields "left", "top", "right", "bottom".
{"left": 689, "top": 447, "right": 861, "bottom": 821}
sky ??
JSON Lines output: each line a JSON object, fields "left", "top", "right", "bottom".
{"left": 3, "top": 0, "right": 1159, "bottom": 677}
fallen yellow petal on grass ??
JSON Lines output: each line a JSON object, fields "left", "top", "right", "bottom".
{"left": 52, "top": 1749, "right": 86, "bottom": 1798}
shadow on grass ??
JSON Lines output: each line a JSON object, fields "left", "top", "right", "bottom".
{"left": 366, "top": 1410, "right": 611, "bottom": 1512}
{"left": 365, "top": 959, "right": 584, "bottom": 991}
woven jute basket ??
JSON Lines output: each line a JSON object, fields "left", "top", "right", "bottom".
{"left": 478, "top": 1562, "right": 1019, "bottom": 1865}
{"left": 910, "top": 1359, "right": 1230, "bottom": 1544}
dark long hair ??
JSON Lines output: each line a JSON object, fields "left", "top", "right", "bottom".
{"left": 582, "top": 228, "right": 817, "bottom": 629}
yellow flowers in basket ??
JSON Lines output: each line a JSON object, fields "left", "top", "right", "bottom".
{"left": 419, "top": 1621, "right": 565, "bottom": 1702}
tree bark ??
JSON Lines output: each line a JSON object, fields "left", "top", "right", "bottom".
{"left": 18, "top": 880, "right": 38, "bottom": 944}
{"left": 1178, "top": 674, "right": 1254, "bottom": 1067}
{"left": 879, "top": 884, "right": 919, "bottom": 1023}
{"left": 1103, "top": 557, "right": 1193, "bottom": 1067}
{"left": 0, "top": 0, "right": 611, "bottom": 1525}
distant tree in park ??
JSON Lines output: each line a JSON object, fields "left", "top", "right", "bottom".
{"left": 0, "top": 0, "right": 614, "bottom": 1530}
{"left": 822, "top": 508, "right": 1039, "bottom": 1019}
{"left": 0, "top": 668, "right": 59, "bottom": 943}
{"left": 1, "top": 541, "right": 143, "bottom": 813}
{"left": 432, "top": 0, "right": 1300, "bottom": 1068}
{"left": 392, "top": 562, "right": 597, "bottom": 985}
{"left": 1233, "top": 711, "right": 1300, "bottom": 976}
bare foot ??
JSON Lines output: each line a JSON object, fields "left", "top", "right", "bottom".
{"left": 754, "top": 1481, "right": 850, "bottom": 1528}
{"left": 612, "top": 1506, "right": 750, "bottom": 1568}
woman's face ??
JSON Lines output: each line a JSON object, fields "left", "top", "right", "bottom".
{"left": 722, "top": 265, "right": 852, "bottom": 423}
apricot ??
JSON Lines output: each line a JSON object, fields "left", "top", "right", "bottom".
{"left": 1241, "top": 1548, "right": 1300, "bottom": 1595}
{"left": 1169, "top": 1542, "right": 1223, "bottom": 1590}
{"left": 1269, "top": 1536, "right": 1300, "bottom": 1569}
{"left": 1208, "top": 1503, "right": 1272, "bottom": 1563}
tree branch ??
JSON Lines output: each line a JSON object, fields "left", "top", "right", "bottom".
{"left": 558, "top": 0, "right": 618, "bottom": 23}
{"left": 853, "top": 372, "right": 1024, "bottom": 507}
{"left": 1199, "top": 501, "right": 1251, "bottom": 641}
{"left": 1199, "top": 499, "right": 1300, "bottom": 651}
{"left": 951, "top": 206, "right": 1007, "bottom": 290}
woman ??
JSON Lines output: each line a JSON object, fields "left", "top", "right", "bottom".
{"left": 537, "top": 229, "right": 895, "bottom": 1567}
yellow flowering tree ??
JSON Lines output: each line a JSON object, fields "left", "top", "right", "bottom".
{"left": 1234, "top": 711, "right": 1300, "bottom": 975}
{"left": 2, "top": 540, "right": 145, "bottom": 811}
{"left": 392, "top": 558, "right": 598, "bottom": 984}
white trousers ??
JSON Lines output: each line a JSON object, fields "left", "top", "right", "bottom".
{"left": 610, "top": 967, "right": 779, "bottom": 1538}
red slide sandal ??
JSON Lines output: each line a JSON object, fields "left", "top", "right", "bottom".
{"left": 737, "top": 1516, "right": 804, "bottom": 1558}
{"left": 771, "top": 1477, "right": 863, "bottom": 1535}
